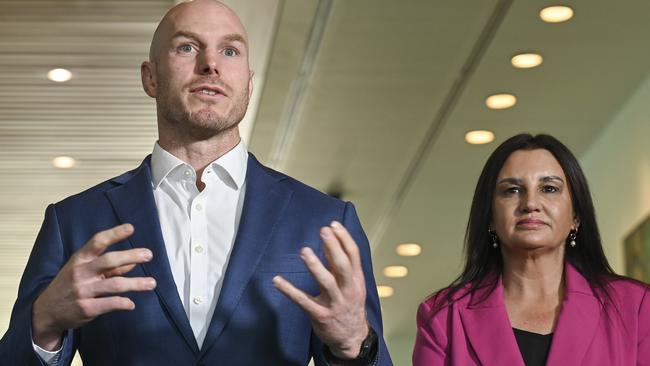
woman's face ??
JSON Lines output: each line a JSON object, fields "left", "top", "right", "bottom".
{"left": 491, "top": 149, "right": 578, "bottom": 253}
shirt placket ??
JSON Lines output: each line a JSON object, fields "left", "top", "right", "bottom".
{"left": 188, "top": 178, "right": 209, "bottom": 344}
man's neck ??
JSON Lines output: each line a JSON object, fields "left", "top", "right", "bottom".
{"left": 158, "top": 125, "right": 241, "bottom": 174}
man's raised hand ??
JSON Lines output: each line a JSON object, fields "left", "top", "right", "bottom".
{"left": 31, "top": 224, "right": 156, "bottom": 351}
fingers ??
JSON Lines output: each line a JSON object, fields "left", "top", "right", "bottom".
{"left": 90, "top": 248, "right": 153, "bottom": 273}
{"left": 77, "top": 224, "right": 135, "bottom": 260}
{"left": 79, "top": 296, "right": 137, "bottom": 319}
{"left": 300, "top": 247, "right": 342, "bottom": 302}
{"left": 88, "top": 276, "right": 156, "bottom": 298}
{"left": 321, "top": 226, "right": 352, "bottom": 278}
{"left": 103, "top": 263, "right": 137, "bottom": 278}
{"left": 329, "top": 221, "right": 362, "bottom": 272}
{"left": 272, "top": 275, "right": 326, "bottom": 317}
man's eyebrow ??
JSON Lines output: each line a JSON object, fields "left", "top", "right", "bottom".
{"left": 222, "top": 33, "right": 247, "bottom": 46}
{"left": 171, "top": 30, "right": 201, "bottom": 42}
{"left": 170, "top": 31, "right": 248, "bottom": 47}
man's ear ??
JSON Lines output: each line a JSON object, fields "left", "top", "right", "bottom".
{"left": 248, "top": 70, "right": 254, "bottom": 99}
{"left": 141, "top": 61, "right": 157, "bottom": 98}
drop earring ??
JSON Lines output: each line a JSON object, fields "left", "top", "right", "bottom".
{"left": 568, "top": 229, "right": 577, "bottom": 247}
{"left": 488, "top": 229, "right": 498, "bottom": 249}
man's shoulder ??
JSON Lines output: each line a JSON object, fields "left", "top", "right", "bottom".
{"left": 54, "top": 157, "right": 148, "bottom": 210}
{"left": 251, "top": 155, "right": 346, "bottom": 208}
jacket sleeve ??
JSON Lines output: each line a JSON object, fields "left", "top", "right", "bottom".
{"left": 638, "top": 285, "right": 650, "bottom": 366}
{"left": 0, "top": 204, "right": 76, "bottom": 366}
{"left": 310, "top": 202, "right": 393, "bottom": 366}
{"left": 413, "top": 300, "right": 449, "bottom": 366}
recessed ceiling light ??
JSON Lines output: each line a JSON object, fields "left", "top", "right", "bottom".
{"left": 540, "top": 5, "right": 574, "bottom": 23}
{"left": 377, "top": 285, "right": 394, "bottom": 298}
{"left": 47, "top": 68, "right": 72, "bottom": 82}
{"left": 396, "top": 243, "right": 422, "bottom": 257}
{"left": 511, "top": 53, "right": 543, "bottom": 69}
{"left": 52, "top": 156, "right": 76, "bottom": 169}
{"left": 485, "top": 93, "right": 517, "bottom": 110}
{"left": 465, "top": 130, "right": 495, "bottom": 145}
{"left": 383, "top": 266, "right": 408, "bottom": 278}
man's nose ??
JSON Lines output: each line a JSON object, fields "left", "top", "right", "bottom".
{"left": 198, "top": 49, "right": 220, "bottom": 75}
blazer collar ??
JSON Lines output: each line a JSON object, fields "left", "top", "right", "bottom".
{"left": 459, "top": 275, "right": 525, "bottom": 366}
{"left": 458, "top": 263, "right": 601, "bottom": 366}
{"left": 107, "top": 156, "right": 200, "bottom": 354}
{"left": 198, "top": 154, "right": 293, "bottom": 358}
{"left": 546, "top": 263, "right": 601, "bottom": 365}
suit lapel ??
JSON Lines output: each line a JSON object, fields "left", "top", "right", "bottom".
{"left": 458, "top": 279, "right": 525, "bottom": 366}
{"left": 546, "top": 264, "right": 601, "bottom": 365}
{"left": 106, "top": 157, "right": 200, "bottom": 354}
{"left": 199, "top": 155, "right": 293, "bottom": 357}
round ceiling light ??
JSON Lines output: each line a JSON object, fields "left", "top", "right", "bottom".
{"left": 383, "top": 266, "right": 408, "bottom": 278}
{"left": 377, "top": 285, "right": 394, "bottom": 298}
{"left": 47, "top": 68, "right": 73, "bottom": 82}
{"left": 540, "top": 5, "right": 574, "bottom": 23}
{"left": 52, "top": 156, "right": 76, "bottom": 169}
{"left": 396, "top": 243, "right": 422, "bottom": 257}
{"left": 511, "top": 53, "right": 543, "bottom": 69}
{"left": 485, "top": 93, "right": 517, "bottom": 110}
{"left": 465, "top": 130, "right": 495, "bottom": 145}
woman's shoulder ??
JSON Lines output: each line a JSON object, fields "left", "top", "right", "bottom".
{"left": 606, "top": 276, "right": 649, "bottom": 304}
{"left": 418, "top": 283, "right": 474, "bottom": 320}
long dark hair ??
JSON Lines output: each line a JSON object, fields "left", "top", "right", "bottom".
{"left": 431, "top": 133, "right": 622, "bottom": 312}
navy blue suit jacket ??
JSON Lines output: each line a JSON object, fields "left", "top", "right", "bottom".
{"left": 1, "top": 154, "right": 392, "bottom": 365}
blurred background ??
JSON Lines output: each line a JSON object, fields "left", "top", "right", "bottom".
{"left": 1, "top": 0, "right": 649, "bottom": 365}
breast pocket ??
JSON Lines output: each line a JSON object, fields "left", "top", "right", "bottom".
{"left": 257, "top": 254, "right": 309, "bottom": 273}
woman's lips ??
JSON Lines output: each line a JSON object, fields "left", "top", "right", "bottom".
{"left": 516, "top": 218, "right": 546, "bottom": 229}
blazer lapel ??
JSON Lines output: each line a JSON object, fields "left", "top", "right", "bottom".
{"left": 106, "top": 157, "right": 200, "bottom": 354}
{"left": 198, "top": 155, "right": 293, "bottom": 357}
{"left": 546, "top": 264, "right": 601, "bottom": 365}
{"left": 458, "top": 278, "right": 525, "bottom": 366}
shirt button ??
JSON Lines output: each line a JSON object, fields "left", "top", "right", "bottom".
{"left": 184, "top": 170, "right": 192, "bottom": 177}
{"left": 193, "top": 297, "right": 203, "bottom": 305}
{"left": 195, "top": 203, "right": 203, "bottom": 211}
{"left": 194, "top": 245, "right": 203, "bottom": 253}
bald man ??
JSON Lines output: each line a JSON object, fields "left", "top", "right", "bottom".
{"left": 0, "top": 1, "right": 392, "bottom": 365}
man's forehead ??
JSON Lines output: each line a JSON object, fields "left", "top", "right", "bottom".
{"left": 164, "top": 0, "right": 248, "bottom": 38}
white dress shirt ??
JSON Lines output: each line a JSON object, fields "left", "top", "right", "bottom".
{"left": 34, "top": 140, "right": 248, "bottom": 363}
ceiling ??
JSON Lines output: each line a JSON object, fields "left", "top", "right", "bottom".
{"left": 2, "top": 0, "right": 650, "bottom": 364}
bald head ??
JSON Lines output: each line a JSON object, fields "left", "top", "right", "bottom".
{"left": 148, "top": 0, "right": 249, "bottom": 63}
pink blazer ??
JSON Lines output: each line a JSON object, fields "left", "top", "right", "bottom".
{"left": 413, "top": 264, "right": 650, "bottom": 365}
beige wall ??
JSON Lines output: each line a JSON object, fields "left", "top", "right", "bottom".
{"left": 581, "top": 73, "right": 650, "bottom": 274}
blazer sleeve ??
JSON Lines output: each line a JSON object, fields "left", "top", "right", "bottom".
{"left": 413, "top": 300, "right": 450, "bottom": 366}
{"left": 0, "top": 204, "right": 76, "bottom": 366}
{"left": 310, "top": 201, "right": 393, "bottom": 366}
{"left": 638, "top": 285, "right": 650, "bottom": 366}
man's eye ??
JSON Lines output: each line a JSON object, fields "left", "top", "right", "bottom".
{"left": 178, "top": 45, "right": 195, "bottom": 53}
{"left": 224, "top": 47, "right": 238, "bottom": 57}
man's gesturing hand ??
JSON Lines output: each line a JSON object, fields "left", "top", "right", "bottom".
{"left": 32, "top": 224, "right": 156, "bottom": 351}
{"left": 272, "top": 221, "right": 369, "bottom": 360}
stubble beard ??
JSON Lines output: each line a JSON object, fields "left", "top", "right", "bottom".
{"left": 157, "top": 81, "right": 249, "bottom": 140}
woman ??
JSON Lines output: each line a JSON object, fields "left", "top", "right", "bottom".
{"left": 413, "top": 134, "right": 649, "bottom": 365}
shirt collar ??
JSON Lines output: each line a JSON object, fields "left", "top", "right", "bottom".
{"left": 151, "top": 140, "right": 248, "bottom": 189}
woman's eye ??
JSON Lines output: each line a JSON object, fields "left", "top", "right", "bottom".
{"left": 224, "top": 47, "right": 238, "bottom": 57}
{"left": 504, "top": 187, "right": 520, "bottom": 194}
{"left": 542, "top": 185, "right": 559, "bottom": 193}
